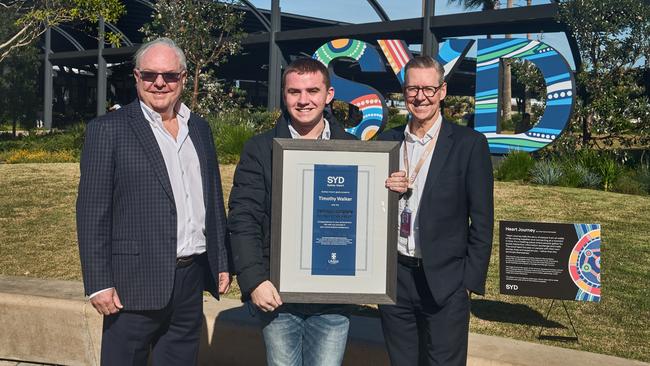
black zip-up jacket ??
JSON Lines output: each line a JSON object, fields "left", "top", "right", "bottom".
{"left": 228, "top": 112, "right": 356, "bottom": 299}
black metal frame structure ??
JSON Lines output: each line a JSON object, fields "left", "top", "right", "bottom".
{"left": 37, "top": 0, "right": 581, "bottom": 129}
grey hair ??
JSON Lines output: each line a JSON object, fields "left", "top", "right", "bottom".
{"left": 404, "top": 56, "right": 445, "bottom": 85}
{"left": 134, "top": 37, "right": 187, "bottom": 70}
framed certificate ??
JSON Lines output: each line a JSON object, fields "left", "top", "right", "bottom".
{"left": 270, "top": 138, "right": 400, "bottom": 304}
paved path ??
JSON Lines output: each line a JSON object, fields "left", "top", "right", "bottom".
{"left": 1, "top": 276, "right": 649, "bottom": 366}
{"left": 0, "top": 361, "right": 48, "bottom": 366}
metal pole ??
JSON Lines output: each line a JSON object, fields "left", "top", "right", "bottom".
{"left": 421, "top": 0, "right": 438, "bottom": 58}
{"left": 97, "top": 16, "right": 107, "bottom": 117}
{"left": 43, "top": 27, "right": 53, "bottom": 130}
{"left": 267, "top": 0, "right": 282, "bottom": 111}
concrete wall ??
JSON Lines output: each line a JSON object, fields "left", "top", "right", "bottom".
{"left": 1, "top": 276, "right": 648, "bottom": 366}
{"left": 0, "top": 276, "right": 389, "bottom": 366}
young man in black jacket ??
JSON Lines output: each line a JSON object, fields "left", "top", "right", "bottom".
{"left": 229, "top": 57, "right": 409, "bottom": 366}
{"left": 228, "top": 58, "right": 356, "bottom": 366}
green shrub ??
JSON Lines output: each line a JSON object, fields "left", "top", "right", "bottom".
{"left": 571, "top": 148, "right": 602, "bottom": 172}
{"left": 41, "top": 124, "right": 86, "bottom": 152}
{"left": 0, "top": 124, "right": 85, "bottom": 154}
{"left": 331, "top": 100, "right": 350, "bottom": 125}
{"left": 509, "top": 113, "right": 523, "bottom": 126}
{"left": 385, "top": 114, "right": 407, "bottom": 130}
{"left": 596, "top": 157, "right": 622, "bottom": 192}
{"left": 612, "top": 170, "right": 647, "bottom": 195}
{"left": 208, "top": 109, "right": 278, "bottom": 134}
{"left": 247, "top": 109, "right": 280, "bottom": 132}
{"left": 558, "top": 161, "right": 601, "bottom": 188}
{"left": 558, "top": 161, "right": 584, "bottom": 187}
{"left": 208, "top": 110, "right": 273, "bottom": 164}
{"left": 0, "top": 137, "right": 27, "bottom": 151}
{"left": 443, "top": 95, "right": 474, "bottom": 123}
{"left": 500, "top": 117, "right": 516, "bottom": 132}
{"left": 565, "top": 149, "right": 626, "bottom": 191}
{"left": 581, "top": 169, "right": 602, "bottom": 188}
{"left": 1, "top": 149, "right": 78, "bottom": 163}
{"left": 494, "top": 150, "right": 535, "bottom": 181}
{"left": 635, "top": 165, "right": 650, "bottom": 194}
{"left": 0, "top": 121, "right": 29, "bottom": 131}
{"left": 212, "top": 122, "right": 256, "bottom": 164}
{"left": 530, "top": 160, "right": 562, "bottom": 185}
{"left": 388, "top": 107, "right": 400, "bottom": 118}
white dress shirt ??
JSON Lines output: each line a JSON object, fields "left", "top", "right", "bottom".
{"left": 288, "top": 119, "right": 331, "bottom": 140}
{"left": 398, "top": 114, "right": 442, "bottom": 258}
{"left": 89, "top": 102, "right": 206, "bottom": 299}
{"left": 140, "top": 101, "right": 206, "bottom": 258}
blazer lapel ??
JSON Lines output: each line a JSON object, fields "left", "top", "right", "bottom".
{"left": 188, "top": 115, "right": 210, "bottom": 207}
{"left": 127, "top": 102, "right": 175, "bottom": 202}
{"left": 392, "top": 126, "right": 406, "bottom": 142}
{"left": 274, "top": 115, "right": 292, "bottom": 138}
{"left": 421, "top": 120, "right": 454, "bottom": 198}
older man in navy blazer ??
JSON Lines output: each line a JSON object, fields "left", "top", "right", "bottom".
{"left": 381, "top": 56, "right": 494, "bottom": 365}
{"left": 76, "top": 37, "right": 230, "bottom": 366}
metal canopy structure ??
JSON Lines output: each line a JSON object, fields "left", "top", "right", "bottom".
{"left": 38, "top": 0, "right": 580, "bottom": 128}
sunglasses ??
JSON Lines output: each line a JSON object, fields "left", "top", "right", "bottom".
{"left": 136, "top": 69, "right": 184, "bottom": 83}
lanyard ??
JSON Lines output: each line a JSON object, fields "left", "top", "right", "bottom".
{"left": 403, "top": 122, "right": 442, "bottom": 187}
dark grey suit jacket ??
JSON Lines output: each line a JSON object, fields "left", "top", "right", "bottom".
{"left": 378, "top": 119, "right": 494, "bottom": 306}
{"left": 76, "top": 100, "right": 228, "bottom": 311}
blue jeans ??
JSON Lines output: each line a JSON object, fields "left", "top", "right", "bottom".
{"left": 258, "top": 303, "right": 351, "bottom": 366}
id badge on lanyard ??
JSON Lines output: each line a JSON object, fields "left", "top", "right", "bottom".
{"left": 398, "top": 185, "right": 418, "bottom": 254}
{"left": 400, "top": 207, "right": 412, "bottom": 238}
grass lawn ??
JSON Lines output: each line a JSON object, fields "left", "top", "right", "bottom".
{"left": 0, "top": 163, "right": 648, "bottom": 362}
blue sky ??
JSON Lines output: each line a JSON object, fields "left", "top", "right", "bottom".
{"left": 246, "top": 0, "right": 576, "bottom": 69}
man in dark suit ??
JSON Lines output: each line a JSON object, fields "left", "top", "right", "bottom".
{"left": 76, "top": 37, "right": 230, "bottom": 366}
{"left": 380, "top": 56, "right": 494, "bottom": 365}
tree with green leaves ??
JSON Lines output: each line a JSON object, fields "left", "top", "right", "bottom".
{"left": 0, "top": 39, "right": 39, "bottom": 135}
{"left": 0, "top": 0, "right": 125, "bottom": 63}
{"left": 559, "top": 0, "right": 650, "bottom": 149}
{"left": 510, "top": 57, "right": 545, "bottom": 115}
{"left": 141, "top": 0, "right": 245, "bottom": 116}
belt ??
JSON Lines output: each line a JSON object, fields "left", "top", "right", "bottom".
{"left": 398, "top": 253, "right": 423, "bottom": 269}
{"left": 176, "top": 255, "right": 197, "bottom": 268}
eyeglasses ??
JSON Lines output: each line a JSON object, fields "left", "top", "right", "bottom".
{"left": 404, "top": 84, "right": 445, "bottom": 98}
{"left": 135, "top": 69, "right": 184, "bottom": 83}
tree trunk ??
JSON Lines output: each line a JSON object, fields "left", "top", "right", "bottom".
{"left": 524, "top": 88, "right": 531, "bottom": 115}
{"left": 12, "top": 120, "right": 17, "bottom": 138}
{"left": 583, "top": 113, "right": 592, "bottom": 145}
{"left": 500, "top": 0, "right": 513, "bottom": 124}
{"left": 501, "top": 59, "right": 512, "bottom": 123}
{"left": 192, "top": 67, "right": 201, "bottom": 110}
{"left": 526, "top": 0, "right": 532, "bottom": 39}
{"left": 524, "top": 0, "right": 532, "bottom": 115}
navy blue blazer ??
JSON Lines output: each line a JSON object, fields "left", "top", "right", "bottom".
{"left": 378, "top": 119, "right": 494, "bottom": 305}
{"left": 76, "top": 100, "right": 228, "bottom": 311}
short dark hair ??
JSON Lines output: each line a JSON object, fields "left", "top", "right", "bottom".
{"left": 403, "top": 56, "right": 445, "bottom": 85}
{"left": 282, "top": 58, "right": 331, "bottom": 89}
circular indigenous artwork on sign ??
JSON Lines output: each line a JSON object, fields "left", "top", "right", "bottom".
{"left": 568, "top": 229, "right": 601, "bottom": 301}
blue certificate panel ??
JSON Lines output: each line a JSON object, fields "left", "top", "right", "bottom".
{"left": 312, "top": 164, "right": 358, "bottom": 276}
